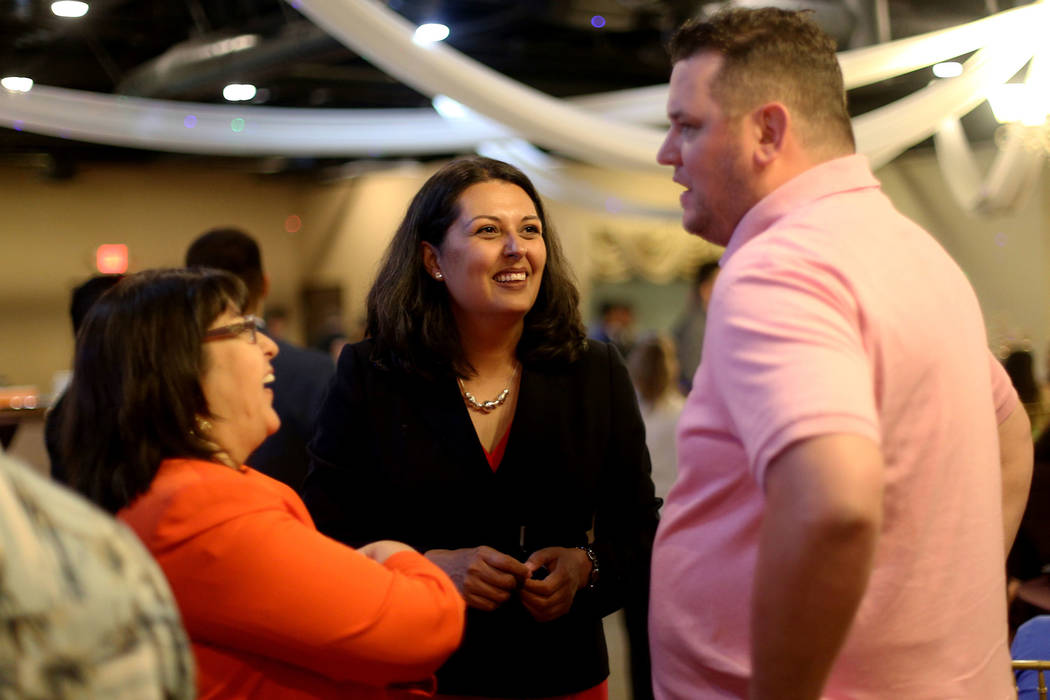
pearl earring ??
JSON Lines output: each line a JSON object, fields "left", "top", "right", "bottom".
{"left": 434, "top": 271, "right": 444, "bottom": 280}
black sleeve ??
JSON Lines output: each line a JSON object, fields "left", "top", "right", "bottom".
{"left": 302, "top": 344, "right": 384, "bottom": 548}
{"left": 586, "top": 343, "right": 660, "bottom": 618}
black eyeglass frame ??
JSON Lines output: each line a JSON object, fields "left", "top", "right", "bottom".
{"left": 203, "top": 315, "right": 263, "bottom": 344}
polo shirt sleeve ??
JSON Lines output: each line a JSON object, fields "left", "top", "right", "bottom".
{"left": 708, "top": 242, "right": 880, "bottom": 489}
{"left": 989, "top": 350, "right": 1021, "bottom": 424}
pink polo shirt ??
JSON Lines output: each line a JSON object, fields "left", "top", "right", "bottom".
{"left": 649, "top": 155, "right": 1018, "bottom": 699}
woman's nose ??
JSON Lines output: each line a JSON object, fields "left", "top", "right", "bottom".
{"left": 259, "top": 332, "right": 279, "bottom": 359}
{"left": 504, "top": 234, "right": 523, "bottom": 258}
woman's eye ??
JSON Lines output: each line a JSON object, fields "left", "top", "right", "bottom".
{"left": 475, "top": 225, "right": 499, "bottom": 236}
{"left": 521, "top": 225, "right": 542, "bottom": 237}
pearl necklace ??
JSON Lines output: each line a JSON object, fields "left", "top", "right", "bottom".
{"left": 458, "top": 365, "right": 520, "bottom": 414}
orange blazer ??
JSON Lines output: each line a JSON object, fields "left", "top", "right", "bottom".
{"left": 120, "top": 458, "right": 465, "bottom": 700}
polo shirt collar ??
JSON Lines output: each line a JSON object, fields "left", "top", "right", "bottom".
{"left": 720, "top": 154, "right": 880, "bottom": 265}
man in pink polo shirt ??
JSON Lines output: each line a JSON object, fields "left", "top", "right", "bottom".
{"left": 648, "top": 8, "right": 1033, "bottom": 700}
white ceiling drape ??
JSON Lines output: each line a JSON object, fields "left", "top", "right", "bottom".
{"left": 0, "top": 0, "right": 1046, "bottom": 217}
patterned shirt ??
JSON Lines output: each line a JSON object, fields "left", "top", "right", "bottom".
{"left": 0, "top": 451, "right": 194, "bottom": 699}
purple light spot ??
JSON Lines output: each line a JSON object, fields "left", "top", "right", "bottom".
{"left": 995, "top": 232, "right": 1007, "bottom": 247}
{"left": 591, "top": 15, "right": 606, "bottom": 29}
{"left": 58, "top": 129, "right": 70, "bottom": 139}
{"left": 184, "top": 114, "right": 197, "bottom": 129}
{"left": 290, "top": 0, "right": 301, "bottom": 8}
{"left": 605, "top": 197, "right": 623, "bottom": 213}
{"left": 12, "top": 120, "right": 23, "bottom": 131}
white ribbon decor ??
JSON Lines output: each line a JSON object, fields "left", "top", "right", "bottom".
{"left": 289, "top": 0, "right": 667, "bottom": 173}
{"left": 0, "top": 0, "right": 1046, "bottom": 215}
{"left": 933, "top": 47, "right": 1049, "bottom": 214}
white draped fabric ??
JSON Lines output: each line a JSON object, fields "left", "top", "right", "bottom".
{"left": 0, "top": 0, "right": 1045, "bottom": 220}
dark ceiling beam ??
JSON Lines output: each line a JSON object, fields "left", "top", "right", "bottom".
{"left": 115, "top": 20, "right": 342, "bottom": 99}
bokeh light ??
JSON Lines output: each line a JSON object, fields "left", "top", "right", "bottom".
{"left": 96, "top": 244, "right": 129, "bottom": 274}
{"left": 230, "top": 117, "right": 246, "bottom": 133}
{"left": 1, "top": 76, "right": 33, "bottom": 93}
{"left": 413, "top": 23, "right": 450, "bottom": 44}
{"left": 51, "top": 1, "right": 88, "bottom": 18}
{"left": 184, "top": 114, "right": 197, "bottom": 129}
{"left": 591, "top": 15, "right": 606, "bottom": 29}
{"left": 284, "top": 214, "right": 302, "bottom": 233}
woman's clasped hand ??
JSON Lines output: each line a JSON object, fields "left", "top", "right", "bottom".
{"left": 425, "top": 545, "right": 593, "bottom": 621}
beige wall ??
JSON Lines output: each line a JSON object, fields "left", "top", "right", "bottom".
{"left": 0, "top": 162, "right": 304, "bottom": 392}
{"left": 877, "top": 147, "right": 1050, "bottom": 366}
{"left": 1, "top": 149, "right": 1048, "bottom": 397}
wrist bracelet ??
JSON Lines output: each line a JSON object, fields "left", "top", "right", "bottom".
{"left": 576, "top": 545, "right": 599, "bottom": 590}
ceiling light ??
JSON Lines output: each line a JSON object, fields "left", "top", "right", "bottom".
{"left": 932, "top": 62, "right": 963, "bottom": 79}
{"left": 1, "top": 76, "right": 33, "bottom": 93}
{"left": 51, "top": 1, "right": 88, "bottom": 18}
{"left": 223, "top": 83, "right": 257, "bottom": 102}
{"left": 432, "top": 94, "right": 467, "bottom": 119}
{"left": 413, "top": 23, "right": 450, "bottom": 45}
{"left": 987, "top": 83, "right": 1050, "bottom": 126}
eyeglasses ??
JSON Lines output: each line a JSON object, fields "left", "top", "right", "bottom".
{"left": 203, "top": 315, "right": 263, "bottom": 344}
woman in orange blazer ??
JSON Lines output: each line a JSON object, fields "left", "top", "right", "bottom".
{"left": 61, "top": 268, "right": 465, "bottom": 699}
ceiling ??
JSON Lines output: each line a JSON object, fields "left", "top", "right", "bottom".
{"left": 0, "top": 0, "right": 1036, "bottom": 176}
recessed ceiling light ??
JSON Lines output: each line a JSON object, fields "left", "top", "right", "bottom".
{"left": 432, "top": 94, "right": 467, "bottom": 119}
{"left": 932, "top": 62, "right": 963, "bottom": 79}
{"left": 986, "top": 83, "right": 1050, "bottom": 126}
{"left": 413, "top": 23, "right": 450, "bottom": 45}
{"left": 1, "top": 76, "right": 33, "bottom": 93}
{"left": 51, "top": 1, "right": 89, "bottom": 18}
{"left": 223, "top": 83, "right": 257, "bottom": 102}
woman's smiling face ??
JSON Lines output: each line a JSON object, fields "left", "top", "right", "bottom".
{"left": 423, "top": 180, "right": 547, "bottom": 325}
{"left": 199, "top": 309, "right": 280, "bottom": 465}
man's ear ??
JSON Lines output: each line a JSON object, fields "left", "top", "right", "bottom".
{"left": 751, "top": 102, "right": 789, "bottom": 166}
{"left": 421, "top": 242, "right": 442, "bottom": 279}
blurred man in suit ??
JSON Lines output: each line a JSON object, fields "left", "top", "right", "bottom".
{"left": 187, "top": 228, "right": 333, "bottom": 490}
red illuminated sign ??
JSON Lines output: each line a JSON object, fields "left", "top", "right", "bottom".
{"left": 96, "top": 244, "right": 128, "bottom": 274}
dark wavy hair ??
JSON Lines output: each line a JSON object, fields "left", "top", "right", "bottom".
{"left": 62, "top": 268, "right": 246, "bottom": 513}
{"left": 366, "top": 156, "right": 586, "bottom": 378}
{"left": 669, "top": 7, "right": 855, "bottom": 155}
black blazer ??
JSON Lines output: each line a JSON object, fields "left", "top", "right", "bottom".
{"left": 304, "top": 339, "right": 658, "bottom": 698}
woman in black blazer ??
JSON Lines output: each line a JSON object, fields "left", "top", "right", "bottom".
{"left": 304, "top": 156, "right": 659, "bottom": 699}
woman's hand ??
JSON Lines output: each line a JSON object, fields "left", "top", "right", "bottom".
{"left": 357, "top": 539, "right": 417, "bottom": 564}
{"left": 520, "top": 547, "right": 592, "bottom": 622}
{"left": 425, "top": 546, "right": 530, "bottom": 611}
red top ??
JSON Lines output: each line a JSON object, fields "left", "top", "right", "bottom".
{"left": 120, "top": 458, "right": 465, "bottom": 699}
{"left": 454, "top": 423, "right": 608, "bottom": 700}
{"left": 481, "top": 423, "right": 513, "bottom": 471}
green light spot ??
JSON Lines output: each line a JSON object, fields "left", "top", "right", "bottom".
{"left": 230, "top": 117, "right": 246, "bottom": 133}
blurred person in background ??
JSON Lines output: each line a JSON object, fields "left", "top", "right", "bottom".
{"left": 671, "top": 260, "right": 719, "bottom": 393}
{"left": 1004, "top": 349, "right": 1047, "bottom": 439}
{"left": 61, "top": 268, "right": 464, "bottom": 700}
{"left": 186, "top": 228, "right": 334, "bottom": 490}
{"left": 45, "top": 273, "right": 124, "bottom": 482}
{"left": 304, "top": 156, "right": 659, "bottom": 699}
{"left": 262, "top": 305, "right": 291, "bottom": 341}
{"left": 589, "top": 300, "right": 637, "bottom": 358}
{"left": 627, "top": 333, "right": 685, "bottom": 503}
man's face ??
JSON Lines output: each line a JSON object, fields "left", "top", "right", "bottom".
{"left": 657, "top": 52, "right": 759, "bottom": 247}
